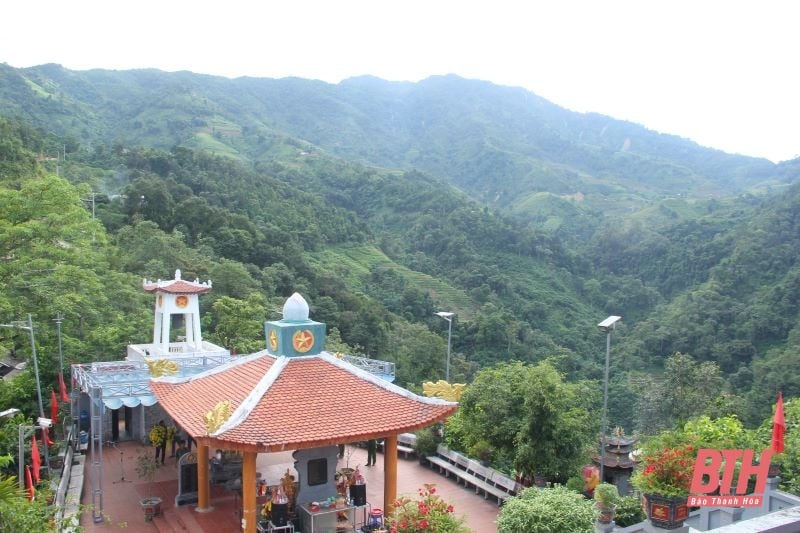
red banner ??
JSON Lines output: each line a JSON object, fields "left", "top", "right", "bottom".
{"left": 58, "top": 372, "right": 69, "bottom": 403}
{"left": 772, "top": 391, "right": 785, "bottom": 453}
{"left": 25, "top": 465, "right": 35, "bottom": 501}
{"left": 50, "top": 389, "right": 59, "bottom": 425}
{"left": 31, "top": 434, "right": 41, "bottom": 484}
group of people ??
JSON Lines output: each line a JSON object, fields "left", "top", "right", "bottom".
{"left": 150, "top": 419, "right": 193, "bottom": 465}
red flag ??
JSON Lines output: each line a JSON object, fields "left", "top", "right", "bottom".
{"left": 58, "top": 372, "right": 69, "bottom": 403}
{"left": 43, "top": 427, "right": 54, "bottom": 447}
{"left": 25, "top": 465, "right": 35, "bottom": 501}
{"left": 772, "top": 391, "right": 786, "bottom": 453}
{"left": 31, "top": 434, "right": 41, "bottom": 484}
{"left": 50, "top": 389, "right": 59, "bottom": 425}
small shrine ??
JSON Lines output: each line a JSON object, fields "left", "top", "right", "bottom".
{"left": 151, "top": 292, "right": 459, "bottom": 533}
{"left": 597, "top": 428, "right": 637, "bottom": 495}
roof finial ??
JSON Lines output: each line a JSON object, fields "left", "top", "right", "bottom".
{"left": 282, "top": 293, "right": 310, "bottom": 322}
{"left": 175, "top": 269, "right": 182, "bottom": 280}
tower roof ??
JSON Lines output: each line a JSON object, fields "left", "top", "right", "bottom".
{"left": 142, "top": 269, "right": 212, "bottom": 295}
{"left": 151, "top": 351, "right": 457, "bottom": 453}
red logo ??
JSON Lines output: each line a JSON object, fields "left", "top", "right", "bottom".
{"left": 688, "top": 448, "right": 772, "bottom": 507}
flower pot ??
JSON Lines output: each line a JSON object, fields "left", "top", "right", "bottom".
{"left": 596, "top": 503, "right": 616, "bottom": 524}
{"left": 644, "top": 493, "right": 689, "bottom": 530}
{"left": 140, "top": 496, "right": 162, "bottom": 521}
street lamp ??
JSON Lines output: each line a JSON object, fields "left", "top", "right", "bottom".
{"left": 1, "top": 314, "right": 50, "bottom": 484}
{"left": 0, "top": 314, "right": 45, "bottom": 419}
{"left": 435, "top": 312, "right": 454, "bottom": 382}
{"left": 597, "top": 315, "right": 621, "bottom": 483}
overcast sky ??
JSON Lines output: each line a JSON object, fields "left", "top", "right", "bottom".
{"left": 2, "top": 0, "right": 798, "bottom": 162}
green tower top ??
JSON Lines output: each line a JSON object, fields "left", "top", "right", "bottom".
{"left": 264, "top": 293, "right": 326, "bottom": 356}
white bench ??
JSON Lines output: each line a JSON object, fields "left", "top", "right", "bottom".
{"left": 427, "top": 445, "right": 520, "bottom": 505}
{"left": 426, "top": 444, "right": 464, "bottom": 479}
{"left": 397, "top": 433, "right": 416, "bottom": 459}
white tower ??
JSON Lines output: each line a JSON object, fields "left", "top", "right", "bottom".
{"left": 142, "top": 269, "right": 212, "bottom": 355}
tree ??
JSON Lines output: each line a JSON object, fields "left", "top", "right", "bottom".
{"left": 454, "top": 361, "right": 598, "bottom": 480}
{"left": 206, "top": 294, "right": 267, "bottom": 353}
{"left": 514, "top": 361, "right": 599, "bottom": 480}
{"left": 630, "top": 352, "right": 730, "bottom": 434}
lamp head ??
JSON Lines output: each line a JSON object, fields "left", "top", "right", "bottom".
{"left": 435, "top": 311, "right": 454, "bottom": 321}
{"left": 598, "top": 316, "right": 622, "bottom": 332}
{"left": 0, "top": 408, "right": 20, "bottom": 419}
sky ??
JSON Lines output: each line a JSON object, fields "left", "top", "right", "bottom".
{"left": 2, "top": 0, "right": 798, "bottom": 162}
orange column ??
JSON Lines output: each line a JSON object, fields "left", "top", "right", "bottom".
{"left": 384, "top": 434, "right": 398, "bottom": 516}
{"left": 196, "top": 444, "right": 212, "bottom": 512}
{"left": 242, "top": 450, "right": 257, "bottom": 533}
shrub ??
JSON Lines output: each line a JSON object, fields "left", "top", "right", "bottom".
{"left": 614, "top": 495, "right": 647, "bottom": 527}
{"left": 497, "top": 486, "right": 596, "bottom": 533}
{"left": 593, "top": 483, "right": 619, "bottom": 508}
{"left": 413, "top": 427, "right": 439, "bottom": 457}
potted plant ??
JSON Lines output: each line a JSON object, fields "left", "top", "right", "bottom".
{"left": 414, "top": 427, "right": 439, "bottom": 466}
{"left": 468, "top": 440, "right": 493, "bottom": 467}
{"left": 630, "top": 443, "right": 695, "bottom": 530}
{"left": 135, "top": 452, "right": 162, "bottom": 521}
{"left": 593, "top": 483, "right": 619, "bottom": 524}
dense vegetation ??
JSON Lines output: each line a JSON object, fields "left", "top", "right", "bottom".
{"left": 1, "top": 63, "right": 800, "bottom": 451}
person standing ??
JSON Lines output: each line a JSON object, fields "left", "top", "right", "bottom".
{"left": 150, "top": 420, "right": 167, "bottom": 465}
{"left": 166, "top": 423, "right": 177, "bottom": 457}
{"left": 366, "top": 439, "right": 377, "bottom": 466}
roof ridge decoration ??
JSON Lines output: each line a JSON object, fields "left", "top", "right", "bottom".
{"left": 204, "top": 400, "right": 233, "bottom": 434}
{"left": 145, "top": 358, "right": 179, "bottom": 377}
{"left": 152, "top": 351, "right": 269, "bottom": 385}
{"left": 211, "top": 355, "right": 290, "bottom": 437}
{"left": 142, "top": 269, "right": 213, "bottom": 293}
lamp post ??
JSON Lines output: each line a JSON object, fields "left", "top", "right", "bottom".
{"left": 0, "top": 315, "right": 45, "bottom": 418}
{"left": 1, "top": 315, "right": 50, "bottom": 483}
{"left": 435, "top": 311, "right": 454, "bottom": 382}
{"left": 597, "top": 315, "right": 621, "bottom": 483}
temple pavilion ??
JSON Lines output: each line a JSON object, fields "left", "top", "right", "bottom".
{"left": 72, "top": 270, "right": 458, "bottom": 532}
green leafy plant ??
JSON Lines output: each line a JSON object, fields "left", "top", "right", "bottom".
{"left": 497, "top": 485, "right": 596, "bottom": 533}
{"left": 614, "top": 495, "right": 647, "bottom": 527}
{"left": 135, "top": 452, "right": 159, "bottom": 497}
{"left": 413, "top": 427, "right": 439, "bottom": 458}
{"left": 387, "top": 483, "right": 468, "bottom": 533}
{"left": 593, "top": 483, "right": 619, "bottom": 508}
{"left": 468, "top": 440, "right": 493, "bottom": 464}
{"left": 631, "top": 444, "right": 695, "bottom": 497}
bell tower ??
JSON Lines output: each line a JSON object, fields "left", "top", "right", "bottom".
{"left": 142, "top": 269, "right": 212, "bottom": 355}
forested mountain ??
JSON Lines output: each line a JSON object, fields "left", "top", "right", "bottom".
{"left": 1, "top": 63, "right": 799, "bottom": 433}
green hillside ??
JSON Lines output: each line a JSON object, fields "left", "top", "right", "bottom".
{"left": 1, "top": 63, "right": 800, "bottom": 433}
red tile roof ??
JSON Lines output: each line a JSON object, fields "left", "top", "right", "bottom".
{"left": 143, "top": 278, "right": 212, "bottom": 295}
{"left": 151, "top": 353, "right": 458, "bottom": 452}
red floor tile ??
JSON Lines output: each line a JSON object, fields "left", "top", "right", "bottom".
{"left": 80, "top": 442, "right": 499, "bottom": 532}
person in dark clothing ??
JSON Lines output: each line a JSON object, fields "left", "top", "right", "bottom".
{"left": 175, "top": 439, "right": 190, "bottom": 463}
{"left": 366, "top": 439, "right": 377, "bottom": 466}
